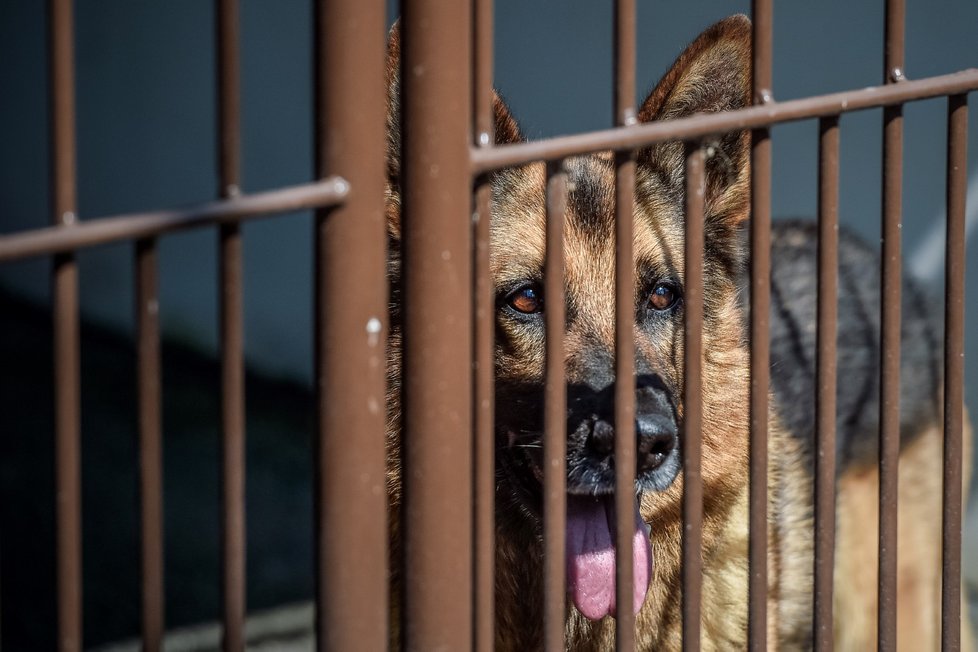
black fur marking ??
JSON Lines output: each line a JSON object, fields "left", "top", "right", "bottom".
{"left": 567, "top": 157, "right": 615, "bottom": 239}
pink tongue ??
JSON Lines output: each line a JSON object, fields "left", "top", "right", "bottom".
{"left": 566, "top": 494, "right": 652, "bottom": 620}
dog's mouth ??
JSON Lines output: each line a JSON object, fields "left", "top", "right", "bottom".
{"left": 500, "top": 438, "right": 653, "bottom": 621}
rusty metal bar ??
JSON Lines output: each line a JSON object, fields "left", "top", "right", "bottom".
{"left": 613, "top": 1, "right": 637, "bottom": 649}
{"left": 216, "top": 1, "right": 246, "bottom": 647}
{"left": 544, "top": 161, "right": 568, "bottom": 652}
{"left": 472, "top": 0, "right": 496, "bottom": 648}
{"left": 878, "top": 0, "right": 905, "bottom": 646}
{"left": 135, "top": 238, "right": 164, "bottom": 652}
{"left": 0, "top": 180, "right": 348, "bottom": 263}
{"left": 470, "top": 69, "right": 978, "bottom": 174}
{"left": 813, "top": 115, "right": 840, "bottom": 652}
{"left": 312, "top": 0, "right": 389, "bottom": 649}
{"left": 682, "top": 143, "right": 705, "bottom": 652}
{"left": 399, "top": 1, "right": 474, "bottom": 648}
{"left": 49, "top": 0, "right": 82, "bottom": 649}
{"left": 941, "top": 93, "right": 967, "bottom": 652}
{"left": 748, "top": 3, "right": 772, "bottom": 649}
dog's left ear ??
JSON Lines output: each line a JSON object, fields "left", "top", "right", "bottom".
{"left": 637, "top": 15, "right": 752, "bottom": 227}
{"left": 384, "top": 20, "right": 523, "bottom": 243}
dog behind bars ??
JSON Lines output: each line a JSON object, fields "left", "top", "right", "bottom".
{"left": 383, "top": 14, "right": 971, "bottom": 650}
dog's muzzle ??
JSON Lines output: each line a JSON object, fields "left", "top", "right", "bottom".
{"left": 566, "top": 375, "right": 681, "bottom": 494}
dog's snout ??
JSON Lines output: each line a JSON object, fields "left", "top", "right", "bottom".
{"left": 568, "top": 373, "right": 681, "bottom": 493}
{"left": 636, "top": 414, "right": 678, "bottom": 473}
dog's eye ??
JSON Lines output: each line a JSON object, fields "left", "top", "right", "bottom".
{"left": 506, "top": 285, "right": 543, "bottom": 314}
{"left": 648, "top": 282, "right": 679, "bottom": 311}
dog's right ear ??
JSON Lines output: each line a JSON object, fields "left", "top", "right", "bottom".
{"left": 385, "top": 21, "right": 522, "bottom": 241}
{"left": 636, "top": 15, "right": 753, "bottom": 228}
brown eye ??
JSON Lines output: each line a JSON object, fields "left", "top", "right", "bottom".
{"left": 649, "top": 282, "right": 678, "bottom": 311}
{"left": 506, "top": 285, "right": 543, "bottom": 314}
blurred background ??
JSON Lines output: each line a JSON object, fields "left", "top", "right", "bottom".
{"left": 1, "top": 0, "right": 976, "bottom": 648}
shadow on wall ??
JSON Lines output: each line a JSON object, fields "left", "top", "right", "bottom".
{"left": 0, "top": 288, "right": 316, "bottom": 649}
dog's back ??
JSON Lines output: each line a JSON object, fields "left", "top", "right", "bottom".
{"left": 765, "top": 219, "right": 943, "bottom": 468}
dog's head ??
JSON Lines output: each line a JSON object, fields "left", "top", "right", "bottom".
{"left": 386, "top": 15, "right": 753, "bottom": 623}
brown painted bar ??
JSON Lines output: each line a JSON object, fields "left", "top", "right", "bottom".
{"left": 682, "top": 143, "right": 705, "bottom": 652}
{"left": 470, "top": 70, "right": 978, "bottom": 175}
{"left": 217, "top": 0, "right": 241, "bottom": 200}
{"left": 544, "top": 162, "right": 568, "bottom": 652}
{"left": 136, "top": 238, "right": 164, "bottom": 652}
{"left": 748, "top": 3, "right": 772, "bottom": 649}
{"left": 0, "top": 180, "right": 347, "bottom": 263}
{"left": 216, "top": 1, "right": 246, "bottom": 647}
{"left": 613, "top": 2, "right": 637, "bottom": 649}
{"left": 614, "top": 0, "right": 636, "bottom": 128}
{"left": 218, "top": 253, "right": 246, "bottom": 651}
{"left": 474, "top": 0, "right": 494, "bottom": 150}
{"left": 878, "top": 0, "right": 905, "bottom": 646}
{"left": 218, "top": 229, "right": 245, "bottom": 652}
{"left": 49, "top": 0, "right": 82, "bottom": 649}
{"left": 473, "top": 0, "right": 496, "bottom": 648}
{"left": 472, "top": 181, "right": 495, "bottom": 652}
{"left": 312, "top": 0, "right": 389, "bottom": 649}
{"left": 813, "top": 115, "right": 840, "bottom": 652}
{"left": 399, "top": 0, "right": 474, "bottom": 648}
{"left": 53, "top": 253, "right": 82, "bottom": 652}
{"left": 941, "top": 93, "right": 967, "bottom": 652}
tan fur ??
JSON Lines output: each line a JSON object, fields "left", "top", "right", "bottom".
{"left": 834, "top": 416, "right": 974, "bottom": 652}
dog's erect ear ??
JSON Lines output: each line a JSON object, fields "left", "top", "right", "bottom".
{"left": 385, "top": 22, "right": 522, "bottom": 241}
{"left": 637, "top": 15, "right": 752, "bottom": 227}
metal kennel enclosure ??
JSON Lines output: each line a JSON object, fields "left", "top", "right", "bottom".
{"left": 0, "top": 0, "right": 975, "bottom": 650}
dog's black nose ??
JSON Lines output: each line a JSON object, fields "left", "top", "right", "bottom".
{"left": 583, "top": 414, "right": 677, "bottom": 473}
{"left": 636, "top": 414, "right": 678, "bottom": 473}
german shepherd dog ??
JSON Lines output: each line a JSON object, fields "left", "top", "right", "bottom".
{"left": 385, "top": 14, "right": 971, "bottom": 650}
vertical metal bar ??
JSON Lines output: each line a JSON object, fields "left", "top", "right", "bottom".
{"left": 682, "top": 143, "right": 705, "bottom": 652}
{"left": 879, "top": 1, "right": 904, "bottom": 647}
{"left": 49, "top": 1, "right": 82, "bottom": 649}
{"left": 217, "top": 0, "right": 241, "bottom": 200}
{"left": 813, "top": 115, "right": 840, "bottom": 652}
{"left": 400, "top": 1, "right": 473, "bottom": 648}
{"left": 136, "top": 238, "right": 164, "bottom": 652}
{"left": 544, "top": 162, "right": 567, "bottom": 652}
{"left": 312, "top": 0, "right": 388, "bottom": 649}
{"left": 218, "top": 237, "right": 245, "bottom": 652}
{"left": 472, "top": 0, "right": 496, "bottom": 648}
{"left": 613, "top": 2, "right": 637, "bottom": 650}
{"left": 216, "top": 1, "right": 245, "bottom": 649}
{"left": 941, "top": 93, "right": 967, "bottom": 652}
{"left": 749, "top": 3, "right": 772, "bottom": 649}
{"left": 613, "top": 0, "right": 636, "bottom": 127}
